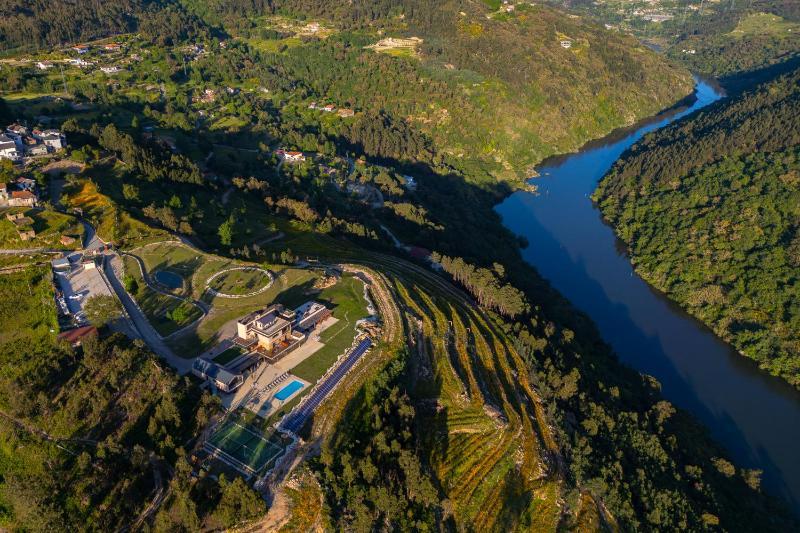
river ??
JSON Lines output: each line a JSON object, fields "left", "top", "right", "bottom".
{"left": 495, "top": 79, "right": 800, "bottom": 511}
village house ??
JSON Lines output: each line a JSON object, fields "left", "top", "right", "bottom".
{"left": 234, "top": 304, "right": 308, "bottom": 363}
{"left": 36, "top": 61, "right": 54, "bottom": 70}
{"left": 5, "top": 124, "right": 27, "bottom": 143}
{"left": 15, "top": 177, "right": 36, "bottom": 191}
{"left": 337, "top": 108, "right": 355, "bottom": 118}
{"left": 72, "top": 45, "right": 90, "bottom": 54}
{"left": 322, "top": 104, "right": 336, "bottom": 113}
{"left": 68, "top": 58, "right": 92, "bottom": 67}
{"left": 17, "top": 229, "right": 35, "bottom": 241}
{"left": 100, "top": 66, "right": 121, "bottom": 74}
{"left": 103, "top": 43, "right": 121, "bottom": 51}
{"left": 26, "top": 144, "right": 48, "bottom": 156}
{"left": 293, "top": 301, "right": 332, "bottom": 332}
{"left": 33, "top": 129, "right": 66, "bottom": 151}
{"left": 276, "top": 149, "right": 306, "bottom": 163}
{"left": 7, "top": 212, "right": 33, "bottom": 227}
{"left": 60, "top": 235, "right": 77, "bottom": 246}
{"left": 236, "top": 304, "right": 298, "bottom": 351}
{"left": 9, "top": 190, "right": 38, "bottom": 207}
{"left": 193, "top": 89, "right": 216, "bottom": 103}
{"left": 0, "top": 135, "right": 21, "bottom": 162}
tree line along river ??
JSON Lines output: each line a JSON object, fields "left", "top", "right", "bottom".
{"left": 496, "top": 78, "right": 800, "bottom": 512}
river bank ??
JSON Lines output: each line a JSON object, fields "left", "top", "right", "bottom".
{"left": 496, "top": 79, "right": 800, "bottom": 512}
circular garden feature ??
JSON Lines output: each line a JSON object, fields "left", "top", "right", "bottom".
{"left": 206, "top": 267, "right": 272, "bottom": 298}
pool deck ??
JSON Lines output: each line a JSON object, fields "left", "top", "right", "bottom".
{"left": 216, "top": 316, "right": 339, "bottom": 418}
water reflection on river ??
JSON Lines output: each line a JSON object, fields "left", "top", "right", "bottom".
{"left": 496, "top": 79, "right": 800, "bottom": 511}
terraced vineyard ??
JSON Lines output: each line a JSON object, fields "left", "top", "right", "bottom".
{"left": 290, "top": 239, "right": 570, "bottom": 530}
{"left": 382, "top": 260, "right": 562, "bottom": 530}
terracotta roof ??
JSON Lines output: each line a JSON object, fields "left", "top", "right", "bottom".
{"left": 57, "top": 326, "right": 98, "bottom": 346}
{"left": 11, "top": 190, "right": 35, "bottom": 199}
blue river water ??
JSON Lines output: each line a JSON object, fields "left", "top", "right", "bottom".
{"left": 496, "top": 79, "right": 800, "bottom": 511}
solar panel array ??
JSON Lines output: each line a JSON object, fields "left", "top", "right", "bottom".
{"left": 281, "top": 337, "right": 372, "bottom": 434}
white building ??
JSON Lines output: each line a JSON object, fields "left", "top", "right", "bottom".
{"left": 100, "top": 66, "right": 121, "bottom": 74}
{"left": 36, "top": 130, "right": 66, "bottom": 151}
{"left": 0, "top": 135, "right": 21, "bottom": 162}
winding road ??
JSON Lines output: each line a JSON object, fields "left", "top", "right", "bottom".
{"left": 102, "top": 254, "right": 193, "bottom": 375}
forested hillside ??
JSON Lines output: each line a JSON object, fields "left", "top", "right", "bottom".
{"left": 595, "top": 67, "right": 800, "bottom": 387}
{"left": 1, "top": 0, "right": 693, "bottom": 180}
{"left": 0, "top": 0, "right": 208, "bottom": 51}
{"left": 263, "top": 0, "right": 694, "bottom": 178}
{"left": 547, "top": 0, "right": 800, "bottom": 79}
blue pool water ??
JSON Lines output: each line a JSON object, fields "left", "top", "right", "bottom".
{"left": 154, "top": 270, "right": 183, "bottom": 289}
{"left": 275, "top": 380, "right": 304, "bottom": 401}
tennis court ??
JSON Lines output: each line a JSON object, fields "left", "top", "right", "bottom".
{"left": 206, "top": 419, "right": 284, "bottom": 475}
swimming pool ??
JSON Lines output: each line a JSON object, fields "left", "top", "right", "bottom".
{"left": 275, "top": 380, "right": 304, "bottom": 401}
{"left": 154, "top": 270, "right": 183, "bottom": 289}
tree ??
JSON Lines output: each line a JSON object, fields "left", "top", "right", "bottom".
{"left": 122, "top": 183, "right": 140, "bottom": 202}
{"left": 218, "top": 218, "right": 234, "bottom": 246}
{"left": 211, "top": 475, "right": 265, "bottom": 528}
{"left": 83, "top": 294, "right": 122, "bottom": 327}
{"left": 123, "top": 274, "right": 138, "bottom": 294}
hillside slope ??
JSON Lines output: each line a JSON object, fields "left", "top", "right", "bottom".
{"left": 249, "top": 0, "right": 694, "bottom": 179}
{"left": 594, "top": 67, "right": 800, "bottom": 387}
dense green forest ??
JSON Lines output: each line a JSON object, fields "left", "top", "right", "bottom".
{"left": 0, "top": 268, "right": 264, "bottom": 529}
{"left": 0, "top": 0, "right": 209, "bottom": 51}
{"left": 595, "top": 67, "right": 800, "bottom": 388}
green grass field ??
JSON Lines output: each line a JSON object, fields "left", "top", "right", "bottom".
{"left": 289, "top": 274, "right": 369, "bottom": 383}
{"left": 729, "top": 12, "right": 800, "bottom": 38}
{"left": 208, "top": 268, "right": 271, "bottom": 296}
{"left": 122, "top": 255, "right": 203, "bottom": 337}
{"left": 214, "top": 346, "right": 244, "bottom": 365}
{"left": 0, "top": 208, "right": 83, "bottom": 249}
{"left": 168, "top": 266, "right": 319, "bottom": 357}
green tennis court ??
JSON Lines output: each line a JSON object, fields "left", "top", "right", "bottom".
{"left": 207, "top": 419, "right": 284, "bottom": 474}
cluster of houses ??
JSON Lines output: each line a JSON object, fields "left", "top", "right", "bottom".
{"left": 193, "top": 301, "right": 332, "bottom": 393}
{"left": 308, "top": 102, "right": 355, "bottom": 118}
{"left": 34, "top": 42, "right": 126, "bottom": 73}
{"left": 0, "top": 177, "right": 38, "bottom": 209}
{"left": 0, "top": 124, "right": 65, "bottom": 162}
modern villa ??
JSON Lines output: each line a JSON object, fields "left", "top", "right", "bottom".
{"left": 234, "top": 301, "right": 332, "bottom": 363}
{"left": 235, "top": 304, "right": 306, "bottom": 363}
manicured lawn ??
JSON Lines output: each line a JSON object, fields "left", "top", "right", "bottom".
{"left": 122, "top": 255, "right": 203, "bottom": 337}
{"left": 208, "top": 268, "right": 271, "bottom": 296}
{"left": 290, "top": 274, "right": 369, "bottom": 383}
{"left": 168, "top": 266, "right": 319, "bottom": 357}
{"left": 214, "top": 347, "right": 244, "bottom": 365}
